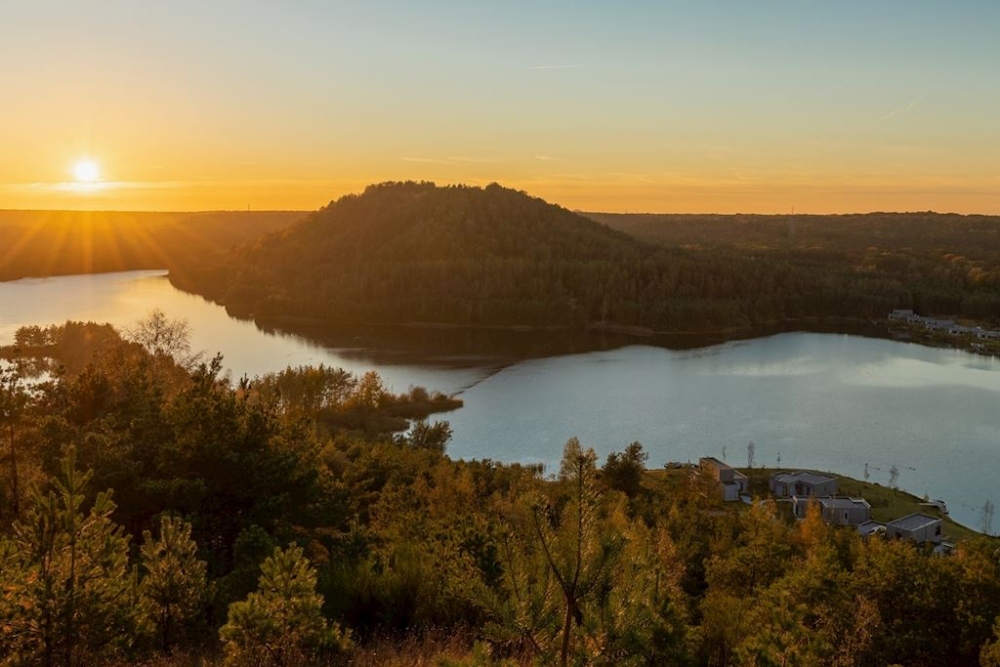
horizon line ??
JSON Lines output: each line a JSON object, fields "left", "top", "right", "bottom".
{"left": 0, "top": 207, "right": 997, "bottom": 218}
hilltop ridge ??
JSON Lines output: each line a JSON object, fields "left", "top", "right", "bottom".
{"left": 171, "top": 181, "right": 785, "bottom": 331}
{"left": 168, "top": 182, "right": 1000, "bottom": 337}
{"left": 173, "top": 182, "right": 669, "bottom": 327}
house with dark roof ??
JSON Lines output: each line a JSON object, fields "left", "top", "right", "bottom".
{"left": 886, "top": 513, "right": 942, "bottom": 544}
{"left": 857, "top": 520, "right": 886, "bottom": 538}
{"left": 770, "top": 471, "right": 838, "bottom": 498}
{"left": 793, "top": 496, "right": 871, "bottom": 526}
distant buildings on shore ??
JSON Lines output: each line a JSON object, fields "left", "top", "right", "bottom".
{"left": 888, "top": 309, "right": 1000, "bottom": 340}
{"left": 697, "top": 457, "right": 949, "bottom": 548}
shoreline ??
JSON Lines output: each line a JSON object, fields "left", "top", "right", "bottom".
{"left": 167, "top": 270, "right": 1000, "bottom": 360}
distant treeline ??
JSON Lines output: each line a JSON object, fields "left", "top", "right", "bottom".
{"left": 0, "top": 210, "right": 301, "bottom": 280}
{"left": 169, "top": 183, "right": 1000, "bottom": 336}
{"left": 590, "top": 210, "right": 1000, "bottom": 323}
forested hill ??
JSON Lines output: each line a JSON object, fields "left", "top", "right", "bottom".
{"left": 173, "top": 182, "right": 654, "bottom": 327}
{"left": 270, "top": 181, "right": 645, "bottom": 264}
{"left": 171, "top": 182, "right": 796, "bottom": 331}
{"left": 171, "top": 183, "right": 1000, "bottom": 333}
{"left": 0, "top": 210, "right": 301, "bottom": 280}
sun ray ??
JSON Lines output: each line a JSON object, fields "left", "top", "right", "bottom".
{"left": 37, "top": 211, "right": 68, "bottom": 277}
{"left": 121, "top": 213, "right": 177, "bottom": 270}
{"left": 0, "top": 213, "right": 50, "bottom": 277}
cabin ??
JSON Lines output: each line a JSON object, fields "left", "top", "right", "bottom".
{"left": 923, "top": 318, "right": 955, "bottom": 331}
{"left": 770, "top": 471, "right": 838, "bottom": 498}
{"left": 698, "top": 457, "right": 748, "bottom": 502}
{"left": 857, "top": 520, "right": 886, "bottom": 538}
{"left": 793, "top": 496, "right": 871, "bottom": 526}
{"left": 886, "top": 513, "right": 942, "bottom": 544}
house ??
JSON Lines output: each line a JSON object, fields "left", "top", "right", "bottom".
{"left": 923, "top": 318, "right": 955, "bottom": 331}
{"left": 770, "top": 471, "right": 838, "bottom": 498}
{"left": 698, "top": 457, "right": 748, "bottom": 502}
{"left": 888, "top": 309, "right": 914, "bottom": 321}
{"left": 857, "top": 520, "right": 886, "bottom": 538}
{"left": 886, "top": 513, "right": 942, "bottom": 544}
{"left": 793, "top": 496, "right": 871, "bottom": 526}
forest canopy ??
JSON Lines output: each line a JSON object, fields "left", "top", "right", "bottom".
{"left": 2, "top": 318, "right": 1000, "bottom": 665}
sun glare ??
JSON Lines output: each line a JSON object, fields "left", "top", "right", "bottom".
{"left": 72, "top": 159, "right": 100, "bottom": 182}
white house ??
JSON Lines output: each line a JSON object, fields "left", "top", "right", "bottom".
{"left": 886, "top": 513, "right": 942, "bottom": 544}
{"left": 699, "top": 457, "right": 748, "bottom": 502}
{"left": 793, "top": 496, "right": 872, "bottom": 526}
{"left": 770, "top": 471, "right": 838, "bottom": 498}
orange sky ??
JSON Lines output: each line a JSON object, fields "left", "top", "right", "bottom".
{"left": 3, "top": 2, "right": 999, "bottom": 214}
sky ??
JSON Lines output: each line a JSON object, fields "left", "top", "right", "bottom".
{"left": 2, "top": 1, "right": 999, "bottom": 214}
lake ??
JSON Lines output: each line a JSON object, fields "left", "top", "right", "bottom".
{"left": 3, "top": 270, "right": 999, "bottom": 531}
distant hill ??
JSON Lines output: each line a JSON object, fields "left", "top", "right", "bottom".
{"left": 173, "top": 182, "right": 676, "bottom": 328}
{"left": 588, "top": 211, "right": 1000, "bottom": 322}
{"left": 171, "top": 183, "right": 1000, "bottom": 334}
{"left": 587, "top": 211, "right": 1000, "bottom": 259}
{"left": 0, "top": 210, "right": 303, "bottom": 280}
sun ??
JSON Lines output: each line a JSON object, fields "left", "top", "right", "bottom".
{"left": 72, "top": 159, "right": 100, "bottom": 183}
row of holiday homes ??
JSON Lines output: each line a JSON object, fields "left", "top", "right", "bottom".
{"left": 888, "top": 309, "right": 1000, "bottom": 340}
{"left": 698, "top": 457, "right": 946, "bottom": 546}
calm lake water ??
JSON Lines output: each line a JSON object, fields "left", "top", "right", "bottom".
{"left": 3, "top": 270, "right": 999, "bottom": 531}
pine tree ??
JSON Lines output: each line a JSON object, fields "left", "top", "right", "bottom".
{"left": 0, "top": 448, "right": 137, "bottom": 666}
{"left": 139, "top": 514, "right": 208, "bottom": 654}
{"left": 219, "top": 544, "right": 350, "bottom": 666}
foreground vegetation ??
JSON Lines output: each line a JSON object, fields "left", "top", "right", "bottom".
{"left": 3, "top": 318, "right": 1000, "bottom": 665}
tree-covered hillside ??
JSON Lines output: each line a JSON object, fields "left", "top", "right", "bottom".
{"left": 173, "top": 182, "right": 653, "bottom": 327}
{"left": 590, "top": 211, "right": 1000, "bottom": 322}
{"left": 172, "top": 182, "right": 819, "bottom": 332}
{"left": 173, "top": 183, "right": 1000, "bottom": 336}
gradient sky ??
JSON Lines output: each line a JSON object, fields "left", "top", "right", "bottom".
{"left": 2, "top": 1, "right": 999, "bottom": 213}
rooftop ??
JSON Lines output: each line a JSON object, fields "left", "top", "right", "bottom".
{"left": 887, "top": 513, "right": 940, "bottom": 532}
{"left": 857, "top": 520, "right": 885, "bottom": 536}
{"left": 772, "top": 470, "right": 837, "bottom": 486}
{"left": 700, "top": 457, "right": 733, "bottom": 470}
{"left": 819, "top": 497, "right": 870, "bottom": 510}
